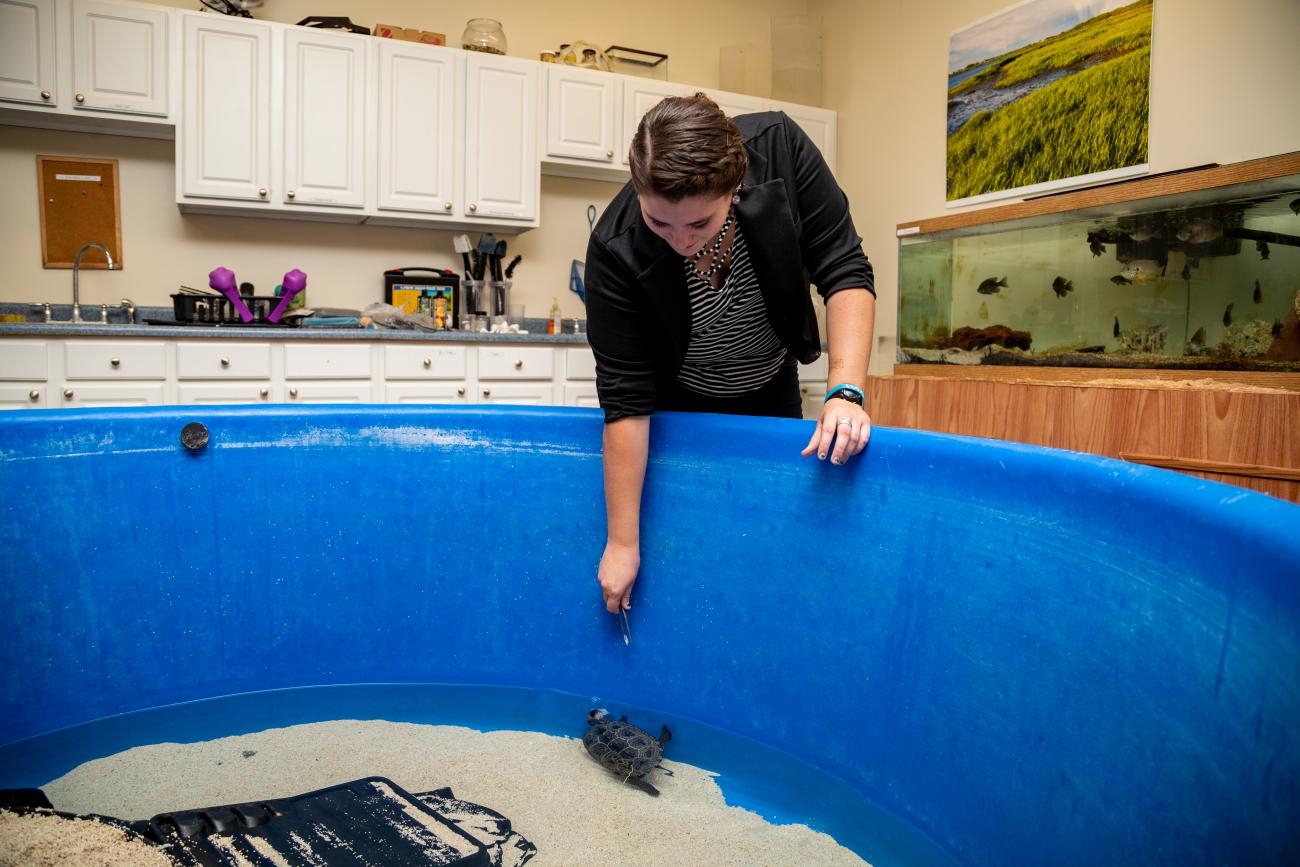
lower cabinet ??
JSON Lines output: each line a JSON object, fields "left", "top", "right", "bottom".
{"left": 283, "top": 381, "right": 376, "bottom": 403}
{"left": 384, "top": 382, "right": 470, "bottom": 404}
{"left": 0, "top": 383, "right": 48, "bottom": 409}
{"left": 57, "top": 382, "right": 165, "bottom": 407}
{"left": 178, "top": 382, "right": 276, "bottom": 404}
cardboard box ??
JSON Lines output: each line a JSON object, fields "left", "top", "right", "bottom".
{"left": 375, "top": 24, "right": 446, "bottom": 46}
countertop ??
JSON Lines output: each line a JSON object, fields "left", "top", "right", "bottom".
{"left": 0, "top": 305, "right": 590, "bottom": 345}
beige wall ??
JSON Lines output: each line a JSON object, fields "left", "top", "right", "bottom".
{"left": 0, "top": 0, "right": 803, "bottom": 319}
{"left": 3, "top": 0, "right": 1297, "bottom": 372}
{"left": 815, "top": 0, "right": 1300, "bottom": 373}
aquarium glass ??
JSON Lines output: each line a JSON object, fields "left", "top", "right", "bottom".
{"left": 898, "top": 176, "right": 1300, "bottom": 371}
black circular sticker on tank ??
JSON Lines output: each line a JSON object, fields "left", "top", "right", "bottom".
{"left": 180, "top": 422, "right": 210, "bottom": 451}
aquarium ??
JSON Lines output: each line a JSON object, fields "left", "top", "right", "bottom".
{"left": 897, "top": 160, "right": 1300, "bottom": 371}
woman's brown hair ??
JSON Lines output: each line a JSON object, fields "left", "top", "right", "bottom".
{"left": 628, "top": 93, "right": 748, "bottom": 201}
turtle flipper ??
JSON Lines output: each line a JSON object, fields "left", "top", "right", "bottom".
{"left": 627, "top": 777, "right": 660, "bottom": 797}
{"left": 658, "top": 725, "right": 672, "bottom": 746}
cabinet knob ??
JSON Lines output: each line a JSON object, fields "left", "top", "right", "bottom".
{"left": 456, "top": 386, "right": 466, "bottom": 397}
{"left": 482, "top": 387, "right": 491, "bottom": 398}
{"left": 75, "top": 93, "right": 85, "bottom": 103}
{"left": 287, "top": 190, "right": 296, "bottom": 199}
{"left": 29, "top": 389, "right": 39, "bottom": 401}
{"left": 258, "top": 188, "right": 268, "bottom": 198}
{"left": 422, "top": 357, "right": 432, "bottom": 368}
{"left": 110, "top": 357, "right": 121, "bottom": 367}
{"left": 289, "top": 387, "right": 299, "bottom": 398}
{"left": 606, "top": 149, "right": 614, "bottom": 158}
{"left": 468, "top": 203, "right": 478, "bottom": 212}
{"left": 443, "top": 201, "right": 453, "bottom": 211}
{"left": 63, "top": 389, "right": 74, "bottom": 400}
{"left": 259, "top": 387, "right": 269, "bottom": 398}
{"left": 514, "top": 359, "right": 523, "bottom": 369}
{"left": 220, "top": 356, "right": 230, "bottom": 367}
{"left": 40, "top": 90, "right": 51, "bottom": 100}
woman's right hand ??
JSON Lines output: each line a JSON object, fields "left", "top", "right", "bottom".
{"left": 598, "top": 541, "right": 640, "bottom": 613}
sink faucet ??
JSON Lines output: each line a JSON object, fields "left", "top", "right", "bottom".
{"left": 72, "top": 242, "right": 115, "bottom": 323}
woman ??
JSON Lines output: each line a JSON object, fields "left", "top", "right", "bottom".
{"left": 586, "top": 93, "right": 876, "bottom": 615}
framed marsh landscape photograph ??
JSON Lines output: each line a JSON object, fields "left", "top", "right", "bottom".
{"left": 946, "top": 0, "right": 1153, "bottom": 206}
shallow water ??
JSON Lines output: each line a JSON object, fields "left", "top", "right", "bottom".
{"left": 0, "top": 684, "right": 957, "bottom": 867}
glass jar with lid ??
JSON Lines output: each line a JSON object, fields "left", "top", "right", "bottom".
{"left": 461, "top": 18, "right": 506, "bottom": 55}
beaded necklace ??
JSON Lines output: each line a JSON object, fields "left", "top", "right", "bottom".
{"left": 687, "top": 209, "right": 736, "bottom": 282}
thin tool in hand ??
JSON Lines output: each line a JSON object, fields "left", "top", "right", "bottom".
{"left": 618, "top": 608, "right": 631, "bottom": 646}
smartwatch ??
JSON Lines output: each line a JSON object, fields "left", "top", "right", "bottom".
{"left": 824, "top": 384, "right": 866, "bottom": 408}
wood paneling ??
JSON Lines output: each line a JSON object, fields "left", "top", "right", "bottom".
{"left": 897, "top": 151, "right": 1300, "bottom": 237}
{"left": 869, "top": 374, "right": 1300, "bottom": 502}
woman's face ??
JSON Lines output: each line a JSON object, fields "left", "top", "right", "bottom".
{"left": 638, "top": 192, "right": 732, "bottom": 258}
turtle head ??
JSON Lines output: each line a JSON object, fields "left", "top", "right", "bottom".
{"left": 587, "top": 709, "right": 609, "bottom": 726}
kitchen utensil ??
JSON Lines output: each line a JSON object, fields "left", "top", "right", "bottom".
{"left": 453, "top": 234, "right": 474, "bottom": 279}
{"left": 569, "top": 260, "right": 586, "bottom": 303}
{"left": 504, "top": 254, "right": 522, "bottom": 279}
{"left": 267, "top": 269, "right": 307, "bottom": 323}
{"left": 492, "top": 240, "right": 507, "bottom": 281}
{"left": 208, "top": 267, "right": 254, "bottom": 323}
{"left": 618, "top": 608, "right": 631, "bottom": 646}
{"left": 587, "top": 205, "right": 597, "bottom": 233}
{"left": 475, "top": 234, "right": 497, "bottom": 281}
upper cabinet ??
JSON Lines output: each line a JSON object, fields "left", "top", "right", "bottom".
{"left": 178, "top": 12, "right": 271, "bottom": 204}
{"left": 0, "top": 0, "right": 57, "bottom": 107}
{"left": 72, "top": 0, "right": 169, "bottom": 116}
{"left": 463, "top": 52, "right": 538, "bottom": 222}
{"left": 770, "top": 99, "right": 837, "bottom": 174}
{"left": 0, "top": 0, "right": 173, "bottom": 134}
{"left": 619, "top": 79, "right": 692, "bottom": 169}
{"left": 373, "top": 38, "right": 457, "bottom": 216}
{"left": 282, "top": 26, "right": 367, "bottom": 209}
{"left": 545, "top": 64, "right": 618, "bottom": 165}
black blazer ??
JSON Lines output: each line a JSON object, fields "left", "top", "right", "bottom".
{"left": 585, "top": 111, "right": 874, "bottom": 423}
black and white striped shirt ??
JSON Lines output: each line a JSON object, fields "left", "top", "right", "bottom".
{"left": 677, "top": 226, "right": 787, "bottom": 396}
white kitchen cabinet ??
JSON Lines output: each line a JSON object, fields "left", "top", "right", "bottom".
{"left": 57, "top": 382, "right": 164, "bottom": 406}
{"left": 477, "top": 345, "right": 553, "bottom": 380}
{"left": 178, "top": 382, "right": 275, "bottom": 404}
{"left": 0, "top": 0, "right": 58, "bottom": 107}
{"left": 72, "top": 0, "right": 169, "bottom": 117}
{"left": 704, "top": 87, "right": 766, "bottom": 119}
{"left": 476, "top": 382, "right": 555, "bottom": 405}
{"left": 383, "top": 381, "right": 470, "bottom": 404}
{"left": 562, "top": 383, "right": 600, "bottom": 408}
{"left": 463, "top": 52, "right": 539, "bottom": 222}
{"left": 63, "top": 340, "right": 166, "bottom": 379}
{"left": 544, "top": 65, "right": 617, "bottom": 164}
{"left": 179, "top": 12, "right": 272, "bottom": 203}
{"left": 384, "top": 344, "right": 466, "bottom": 379}
{"left": 373, "top": 39, "right": 457, "bottom": 217}
{"left": 284, "top": 343, "right": 371, "bottom": 379}
{"left": 282, "top": 26, "right": 367, "bottom": 209}
{"left": 770, "top": 98, "right": 837, "bottom": 174}
{"left": 0, "top": 384, "right": 48, "bottom": 409}
{"left": 619, "top": 79, "right": 690, "bottom": 168}
{"left": 284, "top": 381, "right": 375, "bottom": 403}
{"left": 175, "top": 341, "right": 272, "bottom": 379}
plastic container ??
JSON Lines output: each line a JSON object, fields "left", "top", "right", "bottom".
{"left": 548, "top": 297, "right": 562, "bottom": 334}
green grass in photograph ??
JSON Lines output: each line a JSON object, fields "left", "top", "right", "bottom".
{"left": 949, "top": 0, "right": 1152, "bottom": 97}
{"left": 947, "top": 47, "right": 1150, "bottom": 200}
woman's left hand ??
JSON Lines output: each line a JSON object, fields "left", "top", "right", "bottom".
{"left": 801, "top": 397, "right": 871, "bottom": 465}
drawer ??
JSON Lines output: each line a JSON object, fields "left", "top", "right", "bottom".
{"left": 176, "top": 343, "right": 272, "bottom": 379}
{"left": 564, "top": 347, "right": 597, "bottom": 381}
{"left": 478, "top": 346, "right": 554, "bottom": 380}
{"left": 285, "top": 344, "right": 373, "bottom": 379}
{"left": 0, "top": 341, "right": 49, "bottom": 381}
{"left": 385, "top": 344, "right": 468, "bottom": 380}
{"left": 64, "top": 341, "right": 166, "bottom": 380}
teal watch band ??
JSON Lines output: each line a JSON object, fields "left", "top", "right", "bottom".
{"left": 824, "top": 383, "right": 866, "bottom": 406}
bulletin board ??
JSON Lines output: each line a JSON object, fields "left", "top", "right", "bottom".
{"left": 37, "top": 155, "right": 123, "bottom": 269}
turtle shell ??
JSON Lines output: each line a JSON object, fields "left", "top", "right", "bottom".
{"left": 583, "top": 718, "right": 663, "bottom": 780}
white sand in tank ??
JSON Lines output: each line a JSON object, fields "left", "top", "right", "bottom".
{"left": 40, "top": 720, "right": 870, "bottom": 866}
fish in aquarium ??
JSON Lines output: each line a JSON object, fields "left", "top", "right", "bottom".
{"left": 1188, "top": 327, "right": 1206, "bottom": 351}
{"left": 1051, "top": 276, "right": 1074, "bottom": 297}
{"left": 1290, "top": 197, "right": 1300, "bottom": 215}
{"left": 1224, "top": 303, "right": 1234, "bottom": 327}
{"left": 1257, "top": 240, "right": 1270, "bottom": 260}
{"left": 1113, "top": 316, "right": 1120, "bottom": 338}
{"left": 1089, "top": 239, "right": 1105, "bottom": 257}
{"left": 1254, "top": 280, "right": 1263, "bottom": 304}
{"left": 1180, "top": 262, "right": 1192, "bottom": 281}
{"left": 977, "top": 276, "right": 1007, "bottom": 295}
{"left": 1177, "top": 219, "right": 1224, "bottom": 245}
{"left": 1118, "top": 260, "right": 1163, "bottom": 284}
{"left": 1274, "top": 320, "right": 1284, "bottom": 338}
{"left": 1111, "top": 274, "right": 1132, "bottom": 285}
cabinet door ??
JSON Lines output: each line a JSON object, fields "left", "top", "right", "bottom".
{"left": 56, "top": 382, "right": 164, "bottom": 407}
{"left": 545, "top": 65, "right": 617, "bottom": 163}
{"left": 463, "top": 52, "right": 538, "bottom": 221}
{"left": 0, "top": 0, "right": 57, "bottom": 107}
{"left": 476, "top": 382, "right": 555, "bottom": 405}
{"left": 180, "top": 13, "right": 272, "bottom": 202}
{"left": 178, "top": 382, "right": 276, "bottom": 405}
{"left": 375, "top": 40, "right": 457, "bottom": 215}
{"left": 619, "top": 79, "right": 690, "bottom": 167}
{"left": 703, "top": 88, "right": 766, "bottom": 119}
{"left": 0, "top": 384, "right": 47, "bottom": 409}
{"left": 72, "top": 0, "right": 169, "bottom": 117}
{"left": 768, "top": 99, "right": 837, "bottom": 174}
{"left": 383, "top": 382, "right": 470, "bottom": 404}
{"left": 562, "top": 382, "right": 600, "bottom": 408}
{"left": 283, "top": 381, "right": 375, "bottom": 403}
{"left": 283, "top": 27, "right": 366, "bottom": 209}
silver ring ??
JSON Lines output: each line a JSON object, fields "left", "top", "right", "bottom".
{"left": 837, "top": 417, "right": 852, "bottom": 426}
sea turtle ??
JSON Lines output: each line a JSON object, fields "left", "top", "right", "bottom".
{"left": 582, "top": 709, "right": 672, "bottom": 796}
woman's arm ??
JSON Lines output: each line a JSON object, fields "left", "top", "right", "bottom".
{"left": 599, "top": 415, "right": 650, "bottom": 612}
{"left": 802, "top": 288, "right": 876, "bottom": 465}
